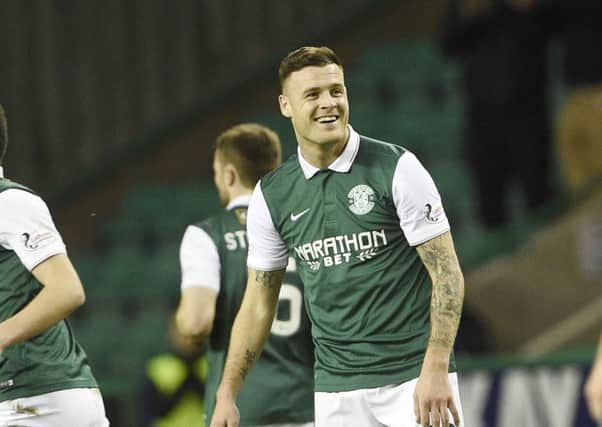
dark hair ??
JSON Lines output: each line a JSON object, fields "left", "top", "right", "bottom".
{"left": 0, "top": 104, "right": 7, "bottom": 165}
{"left": 215, "top": 123, "right": 282, "bottom": 188}
{"left": 278, "top": 46, "right": 343, "bottom": 89}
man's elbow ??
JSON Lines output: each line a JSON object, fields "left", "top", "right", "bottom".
{"left": 176, "top": 313, "right": 213, "bottom": 341}
{"left": 74, "top": 287, "right": 86, "bottom": 307}
{"left": 65, "top": 282, "right": 86, "bottom": 311}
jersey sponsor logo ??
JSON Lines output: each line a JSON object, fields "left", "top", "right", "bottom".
{"left": 348, "top": 184, "right": 375, "bottom": 215}
{"left": 21, "top": 231, "right": 54, "bottom": 250}
{"left": 424, "top": 203, "right": 443, "bottom": 224}
{"left": 294, "top": 229, "right": 388, "bottom": 270}
{"left": 307, "top": 260, "right": 321, "bottom": 271}
{"left": 290, "top": 208, "right": 311, "bottom": 222}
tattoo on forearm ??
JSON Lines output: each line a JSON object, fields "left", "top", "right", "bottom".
{"left": 255, "top": 270, "right": 280, "bottom": 289}
{"left": 239, "top": 349, "right": 257, "bottom": 380}
{"left": 418, "top": 234, "right": 464, "bottom": 349}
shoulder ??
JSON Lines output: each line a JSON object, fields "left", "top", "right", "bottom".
{"left": 191, "top": 207, "right": 235, "bottom": 232}
{"left": 260, "top": 153, "right": 301, "bottom": 190}
{"left": 0, "top": 187, "right": 49, "bottom": 222}
{"left": 393, "top": 151, "right": 433, "bottom": 181}
{"left": 186, "top": 208, "right": 244, "bottom": 244}
{"left": 0, "top": 178, "right": 36, "bottom": 196}
{"left": 192, "top": 214, "right": 219, "bottom": 232}
{"left": 351, "top": 135, "right": 411, "bottom": 189}
{"left": 186, "top": 214, "right": 222, "bottom": 244}
{"left": 180, "top": 224, "right": 220, "bottom": 260}
{"left": 358, "top": 134, "right": 407, "bottom": 160}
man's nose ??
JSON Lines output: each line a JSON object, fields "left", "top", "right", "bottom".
{"left": 319, "top": 93, "right": 337, "bottom": 108}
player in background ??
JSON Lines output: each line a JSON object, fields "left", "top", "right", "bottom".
{"left": 176, "top": 123, "right": 314, "bottom": 426}
{"left": 0, "top": 104, "right": 109, "bottom": 425}
{"left": 211, "top": 47, "right": 465, "bottom": 427}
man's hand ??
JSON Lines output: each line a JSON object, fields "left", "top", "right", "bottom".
{"left": 210, "top": 392, "right": 240, "bottom": 427}
{"left": 414, "top": 359, "right": 460, "bottom": 427}
{"left": 585, "top": 348, "right": 602, "bottom": 422}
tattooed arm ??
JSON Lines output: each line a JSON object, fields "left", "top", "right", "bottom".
{"left": 417, "top": 231, "right": 464, "bottom": 352}
{"left": 414, "top": 231, "right": 464, "bottom": 427}
{"left": 210, "top": 267, "right": 286, "bottom": 427}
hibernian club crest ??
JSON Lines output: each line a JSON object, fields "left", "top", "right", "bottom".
{"left": 348, "top": 184, "right": 375, "bottom": 215}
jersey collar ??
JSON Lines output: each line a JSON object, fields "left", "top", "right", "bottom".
{"left": 226, "top": 194, "right": 252, "bottom": 210}
{"left": 298, "top": 125, "right": 360, "bottom": 180}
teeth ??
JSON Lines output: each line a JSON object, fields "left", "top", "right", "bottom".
{"left": 317, "top": 116, "right": 337, "bottom": 123}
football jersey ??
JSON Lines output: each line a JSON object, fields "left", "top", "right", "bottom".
{"left": 0, "top": 174, "right": 98, "bottom": 401}
{"left": 246, "top": 126, "right": 456, "bottom": 392}
{"left": 180, "top": 197, "right": 314, "bottom": 425}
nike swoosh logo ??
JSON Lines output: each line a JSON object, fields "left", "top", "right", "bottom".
{"left": 290, "top": 208, "right": 311, "bottom": 222}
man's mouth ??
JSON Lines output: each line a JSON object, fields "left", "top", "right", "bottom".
{"left": 315, "top": 115, "right": 338, "bottom": 124}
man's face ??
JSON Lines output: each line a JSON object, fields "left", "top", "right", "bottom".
{"left": 279, "top": 64, "right": 349, "bottom": 148}
{"left": 213, "top": 152, "right": 229, "bottom": 207}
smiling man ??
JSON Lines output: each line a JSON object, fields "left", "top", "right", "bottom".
{"left": 211, "top": 46, "right": 465, "bottom": 427}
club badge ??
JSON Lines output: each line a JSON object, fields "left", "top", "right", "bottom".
{"left": 348, "top": 185, "right": 375, "bottom": 215}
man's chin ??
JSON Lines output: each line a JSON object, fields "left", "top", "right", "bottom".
{"left": 313, "top": 126, "right": 347, "bottom": 144}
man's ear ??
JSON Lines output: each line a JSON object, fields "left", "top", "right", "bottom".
{"left": 223, "top": 163, "right": 237, "bottom": 186}
{"left": 279, "top": 94, "right": 292, "bottom": 118}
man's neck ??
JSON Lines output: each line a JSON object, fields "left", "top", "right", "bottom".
{"left": 298, "top": 130, "right": 349, "bottom": 169}
{"left": 228, "top": 187, "right": 253, "bottom": 202}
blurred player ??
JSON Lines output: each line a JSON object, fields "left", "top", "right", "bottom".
{"left": 176, "top": 123, "right": 314, "bottom": 426}
{"left": 0, "top": 103, "right": 109, "bottom": 425}
{"left": 585, "top": 333, "right": 602, "bottom": 423}
{"left": 139, "top": 315, "right": 207, "bottom": 427}
{"left": 211, "top": 47, "right": 465, "bottom": 427}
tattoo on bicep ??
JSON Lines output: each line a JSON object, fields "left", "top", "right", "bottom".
{"left": 419, "top": 235, "right": 464, "bottom": 348}
{"left": 239, "top": 349, "right": 257, "bottom": 380}
{"left": 255, "top": 270, "right": 280, "bottom": 289}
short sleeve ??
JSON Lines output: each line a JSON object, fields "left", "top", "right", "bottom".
{"left": 392, "top": 152, "right": 450, "bottom": 246}
{"left": 246, "top": 182, "right": 289, "bottom": 271}
{"left": 179, "top": 225, "right": 221, "bottom": 291}
{"left": 0, "top": 189, "right": 66, "bottom": 270}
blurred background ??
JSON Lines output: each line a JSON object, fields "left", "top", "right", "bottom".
{"left": 0, "top": 0, "right": 600, "bottom": 425}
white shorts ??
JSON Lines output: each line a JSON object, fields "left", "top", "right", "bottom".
{"left": 0, "top": 388, "right": 109, "bottom": 427}
{"left": 315, "top": 373, "right": 463, "bottom": 427}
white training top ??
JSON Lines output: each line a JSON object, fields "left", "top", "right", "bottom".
{"left": 0, "top": 167, "right": 66, "bottom": 271}
{"left": 246, "top": 126, "right": 450, "bottom": 271}
{"left": 179, "top": 194, "right": 253, "bottom": 292}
